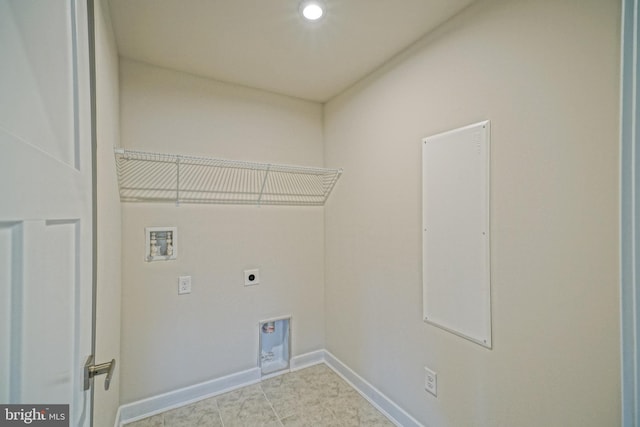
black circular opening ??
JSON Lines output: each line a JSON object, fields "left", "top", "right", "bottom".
{"left": 248, "top": 274, "right": 256, "bottom": 281}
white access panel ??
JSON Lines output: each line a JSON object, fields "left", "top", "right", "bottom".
{"left": 422, "top": 121, "right": 491, "bottom": 348}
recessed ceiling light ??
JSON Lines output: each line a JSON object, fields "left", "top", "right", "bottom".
{"left": 300, "top": 1, "right": 325, "bottom": 21}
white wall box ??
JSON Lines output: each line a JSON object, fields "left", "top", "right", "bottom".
{"left": 145, "top": 227, "right": 177, "bottom": 262}
{"left": 259, "top": 317, "right": 291, "bottom": 376}
{"left": 244, "top": 269, "right": 260, "bottom": 286}
{"left": 422, "top": 121, "right": 491, "bottom": 348}
{"left": 115, "top": 148, "right": 342, "bottom": 206}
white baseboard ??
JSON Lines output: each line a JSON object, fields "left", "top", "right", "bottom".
{"left": 115, "top": 350, "right": 421, "bottom": 427}
{"left": 324, "top": 351, "right": 424, "bottom": 427}
{"left": 112, "top": 406, "right": 121, "bottom": 427}
{"left": 116, "top": 367, "right": 261, "bottom": 426}
{"left": 290, "top": 349, "right": 324, "bottom": 371}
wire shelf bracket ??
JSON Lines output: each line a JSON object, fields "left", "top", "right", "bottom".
{"left": 114, "top": 148, "right": 343, "bottom": 207}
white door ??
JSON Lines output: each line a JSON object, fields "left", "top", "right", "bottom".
{"left": 0, "top": 0, "right": 94, "bottom": 425}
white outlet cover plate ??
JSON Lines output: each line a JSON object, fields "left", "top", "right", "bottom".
{"left": 424, "top": 367, "right": 437, "bottom": 397}
{"left": 244, "top": 269, "right": 260, "bottom": 286}
{"left": 179, "top": 276, "right": 192, "bottom": 294}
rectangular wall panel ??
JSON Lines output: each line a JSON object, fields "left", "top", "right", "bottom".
{"left": 18, "top": 220, "right": 79, "bottom": 403}
{"left": 422, "top": 121, "right": 491, "bottom": 348}
{"left": 0, "top": 222, "right": 22, "bottom": 402}
{"left": 0, "top": 0, "right": 77, "bottom": 168}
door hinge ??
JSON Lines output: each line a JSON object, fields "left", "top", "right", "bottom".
{"left": 84, "top": 355, "right": 116, "bottom": 391}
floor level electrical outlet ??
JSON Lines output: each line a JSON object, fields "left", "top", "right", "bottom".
{"left": 178, "top": 276, "right": 192, "bottom": 294}
{"left": 424, "top": 367, "right": 437, "bottom": 397}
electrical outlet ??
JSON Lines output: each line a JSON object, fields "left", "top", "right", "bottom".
{"left": 178, "top": 276, "right": 192, "bottom": 294}
{"left": 424, "top": 367, "right": 437, "bottom": 397}
{"left": 244, "top": 269, "right": 260, "bottom": 286}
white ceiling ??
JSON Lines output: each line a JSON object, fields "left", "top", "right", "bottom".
{"left": 108, "top": 0, "right": 475, "bottom": 102}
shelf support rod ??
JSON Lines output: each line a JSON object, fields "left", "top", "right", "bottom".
{"left": 257, "top": 165, "right": 271, "bottom": 206}
{"left": 176, "top": 156, "right": 181, "bottom": 207}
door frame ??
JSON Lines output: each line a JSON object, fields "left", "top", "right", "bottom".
{"left": 620, "top": 1, "right": 640, "bottom": 426}
{"left": 86, "top": 0, "right": 99, "bottom": 422}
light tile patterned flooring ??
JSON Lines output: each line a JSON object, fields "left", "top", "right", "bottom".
{"left": 124, "top": 364, "right": 395, "bottom": 427}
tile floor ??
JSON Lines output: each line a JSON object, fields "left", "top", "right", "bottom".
{"left": 124, "top": 364, "right": 395, "bottom": 427}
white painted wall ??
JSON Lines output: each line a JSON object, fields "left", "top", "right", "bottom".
{"left": 118, "top": 60, "right": 326, "bottom": 403}
{"left": 324, "top": 0, "right": 621, "bottom": 426}
{"left": 94, "top": 0, "right": 122, "bottom": 425}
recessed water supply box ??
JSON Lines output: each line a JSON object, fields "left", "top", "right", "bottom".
{"left": 145, "top": 227, "right": 177, "bottom": 262}
{"left": 259, "top": 317, "right": 290, "bottom": 376}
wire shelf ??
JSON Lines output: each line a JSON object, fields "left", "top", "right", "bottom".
{"left": 114, "top": 148, "right": 342, "bottom": 206}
